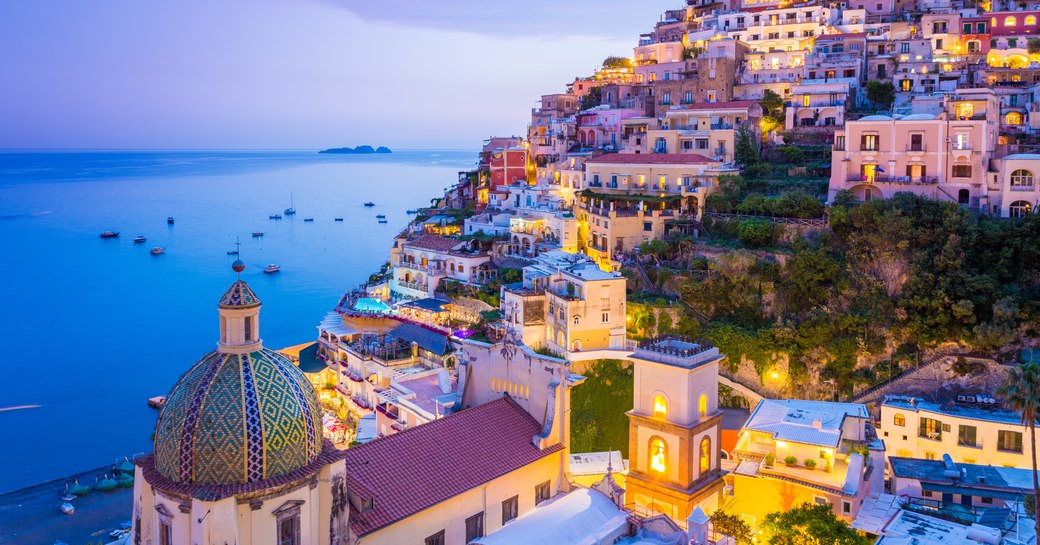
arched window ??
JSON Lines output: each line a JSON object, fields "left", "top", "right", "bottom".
{"left": 1007, "top": 112, "right": 1024, "bottom": 125}
{"left": 1010, "top": 200, "right": 1033, "bottom": 217}
{"left": 573, "top": 315, "right": 580, "bottom": 325}
{"left": 1006, "top": 16, "right": 1018, "bottom": 27}
{"left": 967, "top": 40, "right": 980, "bottom": 53}
{"left": 893, "top": 413, "right": 905, "bottom": 427}
{"left": 649, "top": 438, "right": 667, "bottom": 473}
{"left": 1011, "top": 169, "right": 1034, "bottom": 187}
{"left": 700, "top": 437, "right": 711, "bottom": 474}
{"left": 698, "top": 394, "right": 708, "bottom": 417}
{"left": 653, "top": 395, "right": 668, "bottom": 418}
{"left": 1027, "top": 15, "right": 1037, "bottom": 25}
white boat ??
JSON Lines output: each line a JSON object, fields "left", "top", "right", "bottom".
{"left": 60, "top": 502, "right": 75, "bottom": 515}
{"left": 132, "top": 236, "right": 146, "bottom": 244}
{"left": 150, "top": 247, "right": 165, "bottom": 255}
{"left": 284, "top": 193, "right": 296, "bottom": 215}
{"left": 264, "top": 264, "right": 280, "bottom": 274}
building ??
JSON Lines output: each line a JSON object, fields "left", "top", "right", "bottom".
{"left": 624, "top": 337, "right": 726, "bottom": 521}
{"left": 581, "top": 153, "right": 737, "bottom": 266}
{"left": 993, "top": 154, "right": 1040, "bottom": 217}
{"left": 889, "top": 455, "right": 1036, "bottom": 511}
{"left": 131, "top": 263, "right": 350, "bottom": 545}
{"left": 389, "top": 234, "right": 493, "bottom": 299}
{"left": 728, "top": 399, "right": 884, "bottom": 531}
{"left": 500, "top": 251, "right": 627, "bottom": 353}
{"left": 880, "top": 395, "right": 1040, "bottom": 467}
{"left": 652, "top": 101, "right": 763, "bottom": 162}
{"left": 828, "top": 89, "right": 1000, "bottom": 209}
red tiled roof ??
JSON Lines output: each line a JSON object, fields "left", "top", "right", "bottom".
{"left": 345, "top": 397, "right": 563, "bottom": 536}
{"left": 404, "top": 234, "right": 461, "bottom": 253}
{"left": 587, "top": 153, "right": 713, "bottom": 165}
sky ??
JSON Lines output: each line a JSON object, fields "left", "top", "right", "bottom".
{"left": 0, "top": 0, "right": 679, "bottom": 150}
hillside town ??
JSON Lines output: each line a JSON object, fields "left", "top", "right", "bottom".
{"left": 123, "top": 1, "right": 1040, "bottom": 545}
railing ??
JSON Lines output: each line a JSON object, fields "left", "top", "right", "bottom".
{"left": 906, "top": 145, "right": 927, "bottom": 152}
{"left": 395, "top": 260, "right": 443, "bottom": 274}
{"left": 396, "top": 280, "right": 428, "bottom": 292}
{"left": 844, "top": 175, "right": 939, "bottom": 185}
{"left": 711, "top": 123, "right": 734, "bottom": 130}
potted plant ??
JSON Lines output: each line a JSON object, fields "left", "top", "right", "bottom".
{"left": 804, "top": 459, "right": 818, "bottom": 470}
{"left": 784, "top": 455, "right": 798, "bottom": 466}
{"left": 764, "top": 453, "right": 776, "bottom": 468}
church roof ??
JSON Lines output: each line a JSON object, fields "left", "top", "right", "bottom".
{"left": 345, "top": 397, "right": 564, "bottom": 536}
{"left": 218, "top": 280, "right": 261, "bottom": 309}
{"left": 152, "top": 348, "right": 324, "bottom": 486}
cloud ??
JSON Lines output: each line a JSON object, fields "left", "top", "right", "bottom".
{"left": 319, "top": 0, "right": 672, "bottom": 39}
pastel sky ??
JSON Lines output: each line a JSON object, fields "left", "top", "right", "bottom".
{"left": 0, "top": 0, "right": 676, "bottom": 150}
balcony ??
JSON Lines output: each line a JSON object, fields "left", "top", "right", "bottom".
{"left": 396, "top": 279, "right": 428, "bottom": 292}
{"left": 906, "top": 144, "right": 927, "bottom": 152}
{"left": 845, "top": 175, "right": 939, "bottom": 185}
{"left": 395, "top": 260, "right": 444, "bottom": 275}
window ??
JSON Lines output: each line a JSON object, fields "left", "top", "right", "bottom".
{"left": 159, "top": 520, "right": 172, "bottom": 545}
{"left": 662, "top": 92, "right": 671, "bottom": 105}
{"left": 967, "top": 40, "right": 980, "bottom": 53}
{"left": 1007, "top": 112, "right": 1024, "bottom": 125}
{"left": 952, "top": 165, "right": 972, "bottom": 178}
{"left": 1028, "top": 15, "right": 1037, "bottom": 25}
{"left": 923, "top": 489, "right": 934, "bottom": 498}
{"left": 813, "top": 496, "right": 828, "bottom": 505}
{"left": 998, "top": 430, "right": 1023, "bottom": 452}
{"left": 910, "top": 134, "right": 923, "bottom": 152}
{"left": 925, "top": 451, "right": 936, "bottom": 460}
{"left": 893, "top": 414, "right": 905, "bottom": 427}
{"left": 919, "top": 417, "right": 942, "bottom": 440}
{"left": 502, "top": 496, "right": 519, "bottom": 524}
{"left": 696, "top": 139, "right": 709, "bottom": 150}
{"left": 1011, "top": 200, "right": 1033, "bottom": 217}
{"left": 860, "top": 134, "right": 879, "bottom": 151}
{"left": 803, "top": 95, "right": 811, "bottom": 107}
{"left": 981, "top": 496, "right": 994, "bottom": 504}
{"left": 901, "top": 43, "right": 910, "bottom": 53}
{"left": 1011, "top": 169, "right": 1034, "bottom": 187}
{"left": 643, "top": 221, "right": 652, "bottom": 232}
{"left": 958, "top": 425, "right": 978, "bottom": 447}
{"left": 279, "top": 514, "right": 300, "bottom": 545}
{"left": 699, "top": 394, "right": 708, "bottom": 417}
{"left": 933, "top": 21, "right": 947, "bottom": 33}
{"left": 602, "top": 312, "right": 609, "bottom": 323}
{"left": 953, "top": 132, "right": 970, "bottom": 148}
{"left": 978, "top": 22, "right": 986, "bottom": 33}
{"left": 425, "top": 530, "right": 446, "bottom": 545}
{"left": 834, "top": 135, "right": 845, "bottom": 151}
{"left": 465, "top": 512, "right": 484, "bottom": 542}
{"left": 573, "top": 315, "right": 579, "bottom": 325}
{"left": 244, "top": 316, "right": 252, "bottom": 341}
{"left": 964, "top": 22, "right": 972, "bottom": 33}
{"left": 842, "top": 501, "right": 852, "bottom": 514}
{"left": 654, "top": 394, "right": 668, "bottom": 417}
{"left": 535, "top": 481, "right": 552, "bottom": 504}
{"left": 649, "top": 438, "right": 667, "bottom": 473}
{"left": 699, "top": 436, "right": 711, "bottom": 474}
{"left": 1006, "top": 15, "right": 1018, "bottom": 26}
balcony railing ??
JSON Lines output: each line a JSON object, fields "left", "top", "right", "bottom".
{"left": 846, "top": 175, "right": 939, "bottom": 185}
{"left": 397, "top": 280, "right": 428, "bottom": 292}
{"left": 906, "top": 144, "right": 927, "bottom": 152}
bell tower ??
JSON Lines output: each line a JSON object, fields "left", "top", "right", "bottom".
{"left": 216, "top": 259, "right": 262, "bottom": 354}
{"left": 625, "top": 336, "right": 725, "bottom": 521}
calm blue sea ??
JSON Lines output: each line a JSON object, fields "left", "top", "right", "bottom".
{"left": 0, "top": 150, "right": 474, "bottom": 494}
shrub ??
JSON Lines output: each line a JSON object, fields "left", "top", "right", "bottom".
{"left": 738, "top": 218, "right": 774, "bottom": 247}
{"left": 784, "top": 455, "right": 798, "bottom": 465}
{"left": 804, "top": 458, "right": 818, "bottom": 469}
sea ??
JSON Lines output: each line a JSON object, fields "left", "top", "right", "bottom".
{"left": 0, "top": 149, "right": 475, "bottom": 494}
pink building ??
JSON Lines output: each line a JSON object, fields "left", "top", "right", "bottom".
{"left": 829, "top": 89, "right": 999, "bottom": 211}
{"left": 575, "top": 107, "right": 641, "bottom": 151}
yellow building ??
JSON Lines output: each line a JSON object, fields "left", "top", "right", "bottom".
{"left": 727, "top": 399, "right": 885, "bottom": 534}
{"left": 624, "top": 337, "right": 726, "bottom": 521}
{"left": 581, "top": 153, "right": 738, "bottom": 267}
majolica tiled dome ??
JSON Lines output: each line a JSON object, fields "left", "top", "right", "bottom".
{"left": 153, "top": 348, "right": 323, "bottom": 485}
{"left": 218, "top": 280, "right": 260, "bottom": 309}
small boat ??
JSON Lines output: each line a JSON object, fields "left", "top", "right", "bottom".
{"left": 284, "top": 193, "right": 296, "bottom": 216}
{"left": 150, "top": 247, "right": 165, "bottom": 255}
{"left": 363, "top": 202, "right": 375, "bottom": 207}
{"left": 227, "top": 249, "right": 239, "bottom": 255}
{"left": 167, "top": 217, "right": 174, "bottom": 225}
{"left": 264, "top": 264, "right": 280, "bottom": 274}
{"left": 132, "top": 236, "right": 146, "bottom": 244}
{"left": 375, "top": 214, "right": 386, "bottom": 219}
{"left": 99, "top": 231, "right": 119, "bottom": 238}
{"left": 334, "top": 217, "right": 344, "bottom": 222}
{"left": 147, "top": 396, "right": 166, "bottom": 409}
{"left": 378, "top": 219, "right": 388, "bottom": 224}
{"left": 304, "top": 218, "right": 314, "bottom": 222}
{"left": 60, "top": 503, "right": 75, "bottom": 515}
{"left": 252, "top": 232, "right": 264, "bottom": 237}
{"left": 269, "top": 214, "right": 282, "bottom": 220}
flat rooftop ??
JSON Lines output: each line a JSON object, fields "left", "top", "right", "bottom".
{"left": 882, "top": 396, "right": 1030, "bottom": 426}
{"left": 743, "top": 399, "right": 867, "bottom": 448}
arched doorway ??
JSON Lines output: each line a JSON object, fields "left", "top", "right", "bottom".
{"left": 958, "top": 189, "right": 970, "bottom": 205}
{"left": 571, "top": 339, "right": 582, "bottom": 352}
{"left": 1010, "top": 200, "right": 1033, "bottom": 217}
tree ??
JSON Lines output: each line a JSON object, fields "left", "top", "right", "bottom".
{"left": 738, "top": 218, "right": 774, "bottom": 247}
{"left": 759, "top": 89, "right": 784, "bottom": 118}
{"left": 602, "top": 56, "right": 632, "bottom": 70}
{"left": 1029, "top": 37, "right": 1040, "bottom": 54}
{"left": 865, "top": 80, "right": 895, "bottom": 110}
{"left": 735, "top": 125, "right": 760, "bottom": 167}
{"left": 710, "top": 510, "right": 754, "bottom": 544}
{"left": 997, "top": 362, "right": 1040, "bottom": 536}
{"left": 762, "top": 502, "right": 869, "bottom": 545}
{"left": 579, "top": 86, "right": 603, "bottom": 111}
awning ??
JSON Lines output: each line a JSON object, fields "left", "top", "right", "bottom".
{"left": 399, "top": 298, "right": 450, "bottom": 313}
{"left": 920, "top": 482, "right": 1026, "bottom": 501}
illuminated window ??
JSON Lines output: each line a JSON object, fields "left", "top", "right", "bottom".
{"left": 893, "top": 413, "right": 905, "bottom": 426}
{"left": 1028, "top": 15, "right": 1037, "bottom": 25}
{"left": 699, "top": 437, "right": 711, "bottom": 474}
{"left": 653, "top": 395, "right": 668, "bottom": 417}
{"left": 649, "top": 438, "right": 667, "bottom": 473}
{"left": 1011, "top": 169, "right": 1034, "bottom": 186}
{"left": 1010, "top": 200, "right": 1033, "bottom": 217}
{"left": 803, "top": 95, "right": 811, "bottom": 107}
{"left": 1007, "top": 112, "right": 1024, "bottom": 125}
{"left": 1006, "top": 16, "right": 1017, "bottom": 26}
{"left": 698, "top": 394, "right": 708, "bottom": 417}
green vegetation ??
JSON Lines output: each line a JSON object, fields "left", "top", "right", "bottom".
{"left": 865, "top": 80, "right": 895, "bottom": 111}
{"left": 734, "top": 125, "right": 760, "bottom": 167}
{"left": 997, "top": 362, "right": 1040, "bottom": 535}
{"left": 570, "top": 360, "right": 633, "bottom": 453}
{"left": 759, "top": 89, "right": 785, "bottom": 133}
{"left": 705, "top": 175, "right": 825, "bottom": 219}
{"left": 762, "top": 503, "right": 869, "bottom": 545}
{"left": 532, "top": 345, "right": 565, "bottom": 359}
{"left": 602, "top": 56, "right": 632, "bottom": 70}
{"left": 709, "top": 511, "right": 754, "bottom": 544}
{"left": 579, "top": 86, "right": 604, "bottom": 111}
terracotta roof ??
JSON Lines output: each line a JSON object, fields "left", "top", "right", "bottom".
{"left": 345, "top": 397, "right": 564, "bottom": 536}
{"left": 587, "top": 153, "right": 713, "bottom": 165}
{"left": 404, "top": 234, "right": 461, "bottom": 253}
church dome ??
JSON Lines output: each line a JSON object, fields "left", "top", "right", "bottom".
{"left": 153, "top": 348, "right": 324, "bottom": 485}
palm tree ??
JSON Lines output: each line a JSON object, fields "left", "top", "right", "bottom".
{"left": 997, "top": 361, "right": 1040, "bottom": 535}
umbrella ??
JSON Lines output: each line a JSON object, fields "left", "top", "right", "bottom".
{"left": 115, "top": 460, "right": 135, "bottom": 474}
{"left": 68, "top": 481, "right": 91, "bottom": 496}
{"left": 96, "top": 475, "right": 118, "bottom": 492}
{"left": 116, "top": 473, "right": 134, "bottom": 487}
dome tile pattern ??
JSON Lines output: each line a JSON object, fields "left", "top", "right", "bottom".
{"left": 153, "top": 348, "right": 322, "bottom": 485}
{"left": 219, "top": 280, "right": 260, "bottom": 309}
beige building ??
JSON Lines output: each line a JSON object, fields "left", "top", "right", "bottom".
{"left": 390, "top": 234, "right": 493, "bottom": 299}
{"left": 728, "top": 399, "right": 884, "bottom": 533}
{"left": 500, "top": 251, "right": 627, "bottom": 353}
{"left": 624, "top": 338, "right": 726, "bottom": 521}
{"left": 650, "top": 101, "right": 763, "bottom": 162}
{"left": 581, "top": 153, "right": 737, "bottom": 266}
{"left": 880, "top": 396, "right": 1040, "bottom": 468}
{"left": 993, "top": 154, "right": 1040, "bottom": 217}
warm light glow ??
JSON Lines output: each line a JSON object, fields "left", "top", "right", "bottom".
{"left": 653, "top": 395, "right": 668, "bottom": 417}
{"left": 770, "top": 371, "right": 780, "bottom": 379}
{"left": 650, "top": 438, "right": 667, "bottom": 473}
